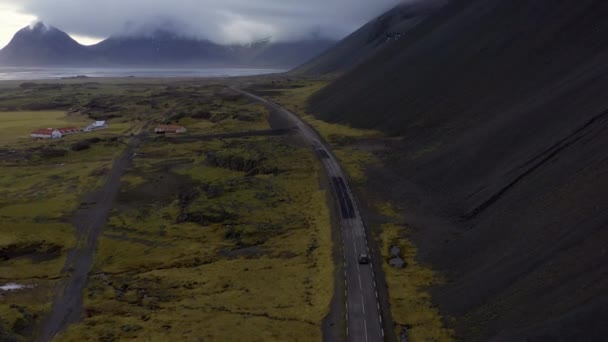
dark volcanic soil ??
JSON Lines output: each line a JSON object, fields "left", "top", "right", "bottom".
{"left": 309, "top": 0, "right": 608, "bottom": 340}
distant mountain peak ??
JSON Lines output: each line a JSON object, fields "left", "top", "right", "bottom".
{"left": 0, "top": 23, "right": 86, "bottom": 66}
{"left": 11, "top": 22, "right": 70, "bottom": 43}
{"left": 25, "top": 22, "right": 56, "bottom": 35}
{"left": 29, "top": 21, "right": 48, "bottom": 30}
{"left": 11, "top": 23, "right": 76, "bottom": 43}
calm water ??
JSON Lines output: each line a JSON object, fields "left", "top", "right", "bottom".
{"left": 0, "top": 67, "right": 285, "bottom": 81}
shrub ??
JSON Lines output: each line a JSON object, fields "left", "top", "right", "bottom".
{"left": 71, "top": 141, "right": 91, "bottom": 152}
{"left": 39, "top": 148, "right": 67, "bottom": 159}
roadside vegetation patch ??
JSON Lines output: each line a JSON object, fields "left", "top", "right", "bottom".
{"left": 380, "top": 223, "right": 454, "bottom": 341}
{"left": 248, "top": 80, "right": 381, "bottom": 184}
{"left": 159, "top": 86, "right": 271, "bottom": 135}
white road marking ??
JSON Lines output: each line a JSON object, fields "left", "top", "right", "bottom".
{"left": 361, "top": 294, "right": 367, "bottom": 314}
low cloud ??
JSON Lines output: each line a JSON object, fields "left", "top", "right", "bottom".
{"left": 5, "top": 0, "right": 408, "bottom": 43}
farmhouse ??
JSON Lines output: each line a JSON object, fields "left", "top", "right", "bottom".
{"left": 155, "top": 125, "right": 187, "bottom": 134}
{"left": 84, "top": 121, "right": 109, "bottom": 132}
{"left": 57, "top": 127, "right": 80, "bottom": 135}
{"left": 31, "top": 128, "right": 62, "bottom": 139}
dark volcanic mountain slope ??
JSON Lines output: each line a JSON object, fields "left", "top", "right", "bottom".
{"left": 295, "top": 0, "right": 446, "bottom": 75}
{"left": 311, "top": 0, "right": 608, "bottom": 340}
{"left": 0, "top": 23, "right": 90, "bottom": 66}
{"left": 88, "top": 31, "right": 233, "bottom": 66}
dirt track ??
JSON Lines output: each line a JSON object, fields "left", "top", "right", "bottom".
{"left": 40, "top": 135, "right": 143, "bottom": 342}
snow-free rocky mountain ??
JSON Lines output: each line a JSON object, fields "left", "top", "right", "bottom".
{"left": 0, "top": 23, "right": 335, "bottom": 68}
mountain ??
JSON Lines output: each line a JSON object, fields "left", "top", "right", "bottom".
{"left": 0, "top": 23, "right": 90, "bottom": 66}
{"left": 88, "top": 31, "right": 232, "bottom": 66}
{"left": 310, "top": 0, "right": 608, "bottom": 340}
{"left": 0, "top": 24, "right": 335, "bottom": 68}
{"left": 295, "top": 0, "right": 446, "bottom": 75}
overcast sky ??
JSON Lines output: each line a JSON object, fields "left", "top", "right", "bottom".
{"left": 0, "top": 0, "right": 407, "bottom": 48}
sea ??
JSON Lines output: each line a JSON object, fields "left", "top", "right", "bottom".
{"left": 0, "top": 67, "right": 286, "bottom": 81}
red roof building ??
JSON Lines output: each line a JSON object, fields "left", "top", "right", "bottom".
{"left": 57, "top": 127, "right": 80, "bottom": 135}
{"left": 31, "top": 128, "right": 63, "bottom": 139}
{"left": 155, "top": 125, "right": 187, "bottom": 134}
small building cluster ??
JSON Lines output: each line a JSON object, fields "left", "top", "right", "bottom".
{"left": 30, "top": 128, "right": 63, "bottom": 139}
{"left": 30, "top": 121, "right": 108, "bottom": 140}
{"left": 155, "top": 125, "right": 187, "bottom": 134}
{"left": 84, "top": 121, "right": 109, "bottom": 132}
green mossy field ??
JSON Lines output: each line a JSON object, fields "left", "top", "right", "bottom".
{"left": 60, "top": 136, "right": 334, "bottom": 340}
{"left": 0, "top": 80, "right": 334, "bottom": 341}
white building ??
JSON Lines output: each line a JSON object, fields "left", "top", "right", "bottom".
{"left": 31, "top": 128, "right": 63, "bottom": 139}
{"left": 84, "top": 121, "right": 109, "bottom": 132}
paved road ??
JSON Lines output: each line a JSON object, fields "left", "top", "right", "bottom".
{"left": 234, "top": 88, "right": 385, "bottom": 342}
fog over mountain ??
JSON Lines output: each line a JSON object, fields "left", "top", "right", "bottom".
{"left": 0, "top": 22, "right": 336, "bottom": 68}
{"left": 7, "top": 0, "right": 409, "bottom": 43}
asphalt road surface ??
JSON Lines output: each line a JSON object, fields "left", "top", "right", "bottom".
{"left": 234, "top": 88, "right": 385, "bottom": 342}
